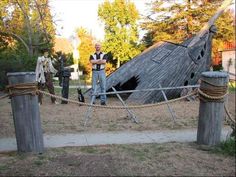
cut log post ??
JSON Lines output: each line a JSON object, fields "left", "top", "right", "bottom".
{"left": 197, "top": 71, "right": 228, "bottom": 146}
{"left": 7, "top": 72, "right": 44, "bottom": 153}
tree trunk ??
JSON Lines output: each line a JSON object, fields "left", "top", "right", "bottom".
{"left": 116, "top": 58, "right": 120, "bottom": 68}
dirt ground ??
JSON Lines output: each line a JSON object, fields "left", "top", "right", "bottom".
{"left": 0, "top": 92, "right": 235, "bottom": 138}
{"left": 0, "top": 142, "right": 235, "bottom": 176}
{"left": 0, "top": 91, "right": 235, "bottom": 176}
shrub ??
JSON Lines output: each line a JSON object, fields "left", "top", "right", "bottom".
{"left": 0, "top": 51, "right": 36, "bottom": 90}
{"left": 213, "top": 137, "right": 236, "bottom": 156}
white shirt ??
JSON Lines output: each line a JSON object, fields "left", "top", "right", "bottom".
{"left": 35, "top": 56, "right": 57, "bottom": 83}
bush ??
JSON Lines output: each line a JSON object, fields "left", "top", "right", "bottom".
{"left": 0, "top": 51, "right": 36, "bottom": 90}
{"left": 213, "top": 137, "right": 236, "bottom": 156}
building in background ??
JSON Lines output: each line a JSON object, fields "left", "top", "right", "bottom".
{"left": 54, "top": 37, "right": 73, "bottom": 54}
{"left": 221, "top": 42, "right": 235, "bottom": 80}
{"left": 53, "top": 36, "right": 80, "bottom": 80}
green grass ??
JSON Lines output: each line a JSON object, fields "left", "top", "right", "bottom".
{"left": 0, "top": 165, "right": 8, "bottom": 171}
{"left": 213, "top": 137, "right": 236, "bottom": 156}
{"left": 228, "top": 86, "right": 235, "bottom": 93}
{"left": 33, "top": 160, "right": 44, "bottom": 166}
{"left": 80, "top": 146, "right": 98, "bottom": 154}
{"left": 228, "top": 82, "right": 236, "bottom": 93}
{"left": 16, "top": 153, "right": 27, "bottom": 160}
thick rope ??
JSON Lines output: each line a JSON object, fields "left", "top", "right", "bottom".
{"left": 198, "top": 88, "right": 228, "bottom": 101}
{"left": 38, "top": 90, "right": 197, "bottom": 109}
{"left": 224, "top": 104, "right": 236, "bottom": 136}
{"left": 198, "top": 79, "right": 228, "bottom": 102}
{"left": 224, "top": 104, "right": 236, "bottom": 125}
{"left": 6, "top": 82, "right": 38, "bottom": 97}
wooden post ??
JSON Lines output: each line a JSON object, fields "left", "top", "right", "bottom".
{"left": 7, "top": 72, "right": 44, "bottom": 153}
{"left": 197, "top": 71, "right": 228, "bottom": 146}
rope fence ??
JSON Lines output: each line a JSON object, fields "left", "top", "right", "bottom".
{"left": 0, "top": 81, "right": 231, "bottom": 109}
{"left": 38, "top": 89, "right": 198, "bottom": 109}
{"left": 0, "top": 79, "right": 234, "bottom": 131}
{"left": 0, "top": 82, "right": 200, "bottom": 109}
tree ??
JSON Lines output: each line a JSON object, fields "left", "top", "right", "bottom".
{"left": 141, "top": 0, "right": 235, "bottom": 57}
{"left": 98, "top": 0, "right": 141, "bottom": 68}
{"left": 0, "top": 0, "right": 55, "bottom": 89}
{"left": 76, "top": 27, "right": 94, "bottom": 76}
{"left": 0, "top": 0, "right": 55, "bottom": 56}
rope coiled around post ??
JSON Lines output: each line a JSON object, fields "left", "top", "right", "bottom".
{"left": 198, "top": 79, "right": 228, "bottom": 102}
{"left": 6, "top": 82, "right": 38, "bottom": 98}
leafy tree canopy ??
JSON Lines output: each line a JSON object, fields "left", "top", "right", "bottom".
{"left": 0, "top": 0, "right": 56, "bottom": 89}
{"left": 0, "top": 0, "right": 55, "bottom": 56}
{"left": 76, "top": 27, "right": 95, "bottom": 76}
{"left": 98, "top": 0, "right": 141, "bottom": 68}
{"left": 141, "top": 0, "right": 235, "bottom": 56}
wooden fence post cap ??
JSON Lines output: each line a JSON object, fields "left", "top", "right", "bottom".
{"left": 201, "top": 71, "right": 228, "bottom": 78}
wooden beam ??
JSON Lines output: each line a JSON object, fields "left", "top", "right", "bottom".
{"left": 188, "top": 0, "right": 233, "bottom": 47}
{"left": 112, "top": 87, "right": 138, "bottom": 123}
{"left": 93, "top": 85, "right": 200, "bottom": 96}
{"left": 159, "top": 84, "right": 177, "bottom": 124}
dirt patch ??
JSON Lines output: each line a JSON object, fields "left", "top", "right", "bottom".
{"left": 0, "top": 92, "right": 235, "bottom": 138}
{"left": 0, "top": 142, "right": 235, "bottom": 176}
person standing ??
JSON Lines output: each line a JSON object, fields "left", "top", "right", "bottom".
{"left": 90, "top": 43, "right": 107, "bottom": 105}
{"left": 35, "top": 49, "right": 58, "bottom": 105}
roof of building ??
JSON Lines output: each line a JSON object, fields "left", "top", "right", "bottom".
{"left": 53, "top": 37, "right": 73, "bottom": 54}
{"left": 221, "top": 41, "right": 236, "bottom": 51}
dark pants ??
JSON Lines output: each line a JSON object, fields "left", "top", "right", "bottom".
{"left": 38, "top": 72, "right": 56, "bottom": 104}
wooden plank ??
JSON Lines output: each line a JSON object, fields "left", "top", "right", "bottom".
{"left": 93, "top": 85, "right": 199, "bottom": 96}
{"left": 7, "top": 72, "right": 44, "bottom": 153}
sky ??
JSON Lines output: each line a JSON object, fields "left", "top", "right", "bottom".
{"left": 49, "top": 0, "right": 152, "bottom": 41}
{"left": 49, "top": 0, "right": 235, "bottom": 41}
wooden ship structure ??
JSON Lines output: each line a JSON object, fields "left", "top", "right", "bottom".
{"left": 86, "top": 0, "right": 232, "bottom": 104}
